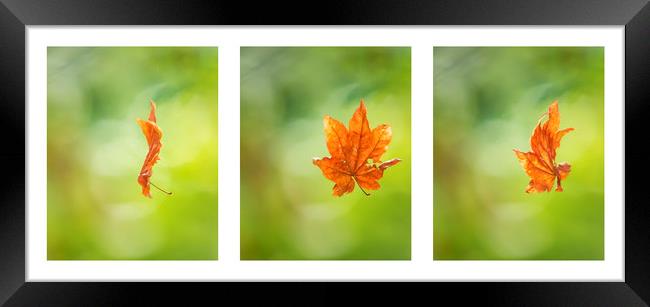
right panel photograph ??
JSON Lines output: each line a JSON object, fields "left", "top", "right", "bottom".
{"left": 433, "top": 47, "right": 604, "bottom": 260}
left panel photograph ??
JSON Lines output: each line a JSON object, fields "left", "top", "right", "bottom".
{"left": 47, "top": 47, "right": 219, "bottom": 260}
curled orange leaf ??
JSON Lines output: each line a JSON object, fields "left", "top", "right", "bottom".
{"left": 514, "top": 100, "right": 574, "bottom": 193}
{"left": 136, "top": 99, "right": 163, "bottom": 198}
{"left": 313, "top": 99, "right": 401, "bottom": 197}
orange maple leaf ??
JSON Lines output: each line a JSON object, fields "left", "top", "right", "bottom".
{"left": 514, "top": 100, "right": 574, "bottom": 193}
{"left": 136, "top": 99, "right": 170, "bottom": 198}
{"left": 313, "top": 99, "right": 401, "bottom": 196}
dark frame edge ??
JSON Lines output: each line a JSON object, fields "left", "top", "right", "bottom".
{"left": 0, "top": 1, "right": 27, "bottom": 305}
{"left": 625, "top": 1, "right": 650, "bottom": 305}
{"left": 2, "top": 282, "right": 649, "bottom": 306}
{"left": 0, "top": 0, "right": 648, "bottom": 25}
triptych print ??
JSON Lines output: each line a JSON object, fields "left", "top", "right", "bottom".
{"left": 45, "top": 46, "right": 603, "bottom": 261}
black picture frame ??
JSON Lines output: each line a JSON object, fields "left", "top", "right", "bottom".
{"left": 1, "top": 0, "right": 648, "bottom": 305}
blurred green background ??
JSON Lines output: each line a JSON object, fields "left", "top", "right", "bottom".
{"left": 47, "top": 47, "right": 218, "bottom": 260}
{"left": 433, "top": 47, "right": 604, "bottom": 260}
{"left": 240, "top": 47, "right": 411, "bottom": 260}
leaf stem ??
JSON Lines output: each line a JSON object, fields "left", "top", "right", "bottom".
{"left": 352, "top": 176, "right": 370, "bottom": 196}
{"left": 150, "top": 181, "right": 173, "bottom": 195}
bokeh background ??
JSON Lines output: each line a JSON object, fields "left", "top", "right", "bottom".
{"left": 240, "top": 47, "right": 411, "bottom": 260}
{"left": 47, "top": 47, "right": 218, "bottom": 260}
{"left": 433, "top": 47, "right": 604, "bottom": 260}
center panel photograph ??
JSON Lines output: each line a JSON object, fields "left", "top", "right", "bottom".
{"left": 239, "top": 47, "right": 412, "bottom": 260}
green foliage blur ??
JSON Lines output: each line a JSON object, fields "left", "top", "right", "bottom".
{"left": 240, "top": 47, "right": 411, "bottom": 260}
{"left": 434, "top": 47, "right": 604, "bottom": 260}
{"left": 47, "top": 47, "right": 218, "bottom": 260}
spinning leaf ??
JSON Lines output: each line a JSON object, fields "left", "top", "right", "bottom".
{"left": 514, "top": 100, "right": 574, "bottom": 193}
{"left": 313, "top": 99, "right": 401, "bottom": 196}
{"left": 136, "top": 100, "right": 165, "bottom": 198}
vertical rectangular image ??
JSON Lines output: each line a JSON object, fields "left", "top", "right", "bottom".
{"left": 240, "top": 47, "right": 411, "bottom": 260}
{"left": 433, "top": 47, "right": 605, "bottom": 260}
{"left": 47, "top": 47, "right": 219, "bottom": 260}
